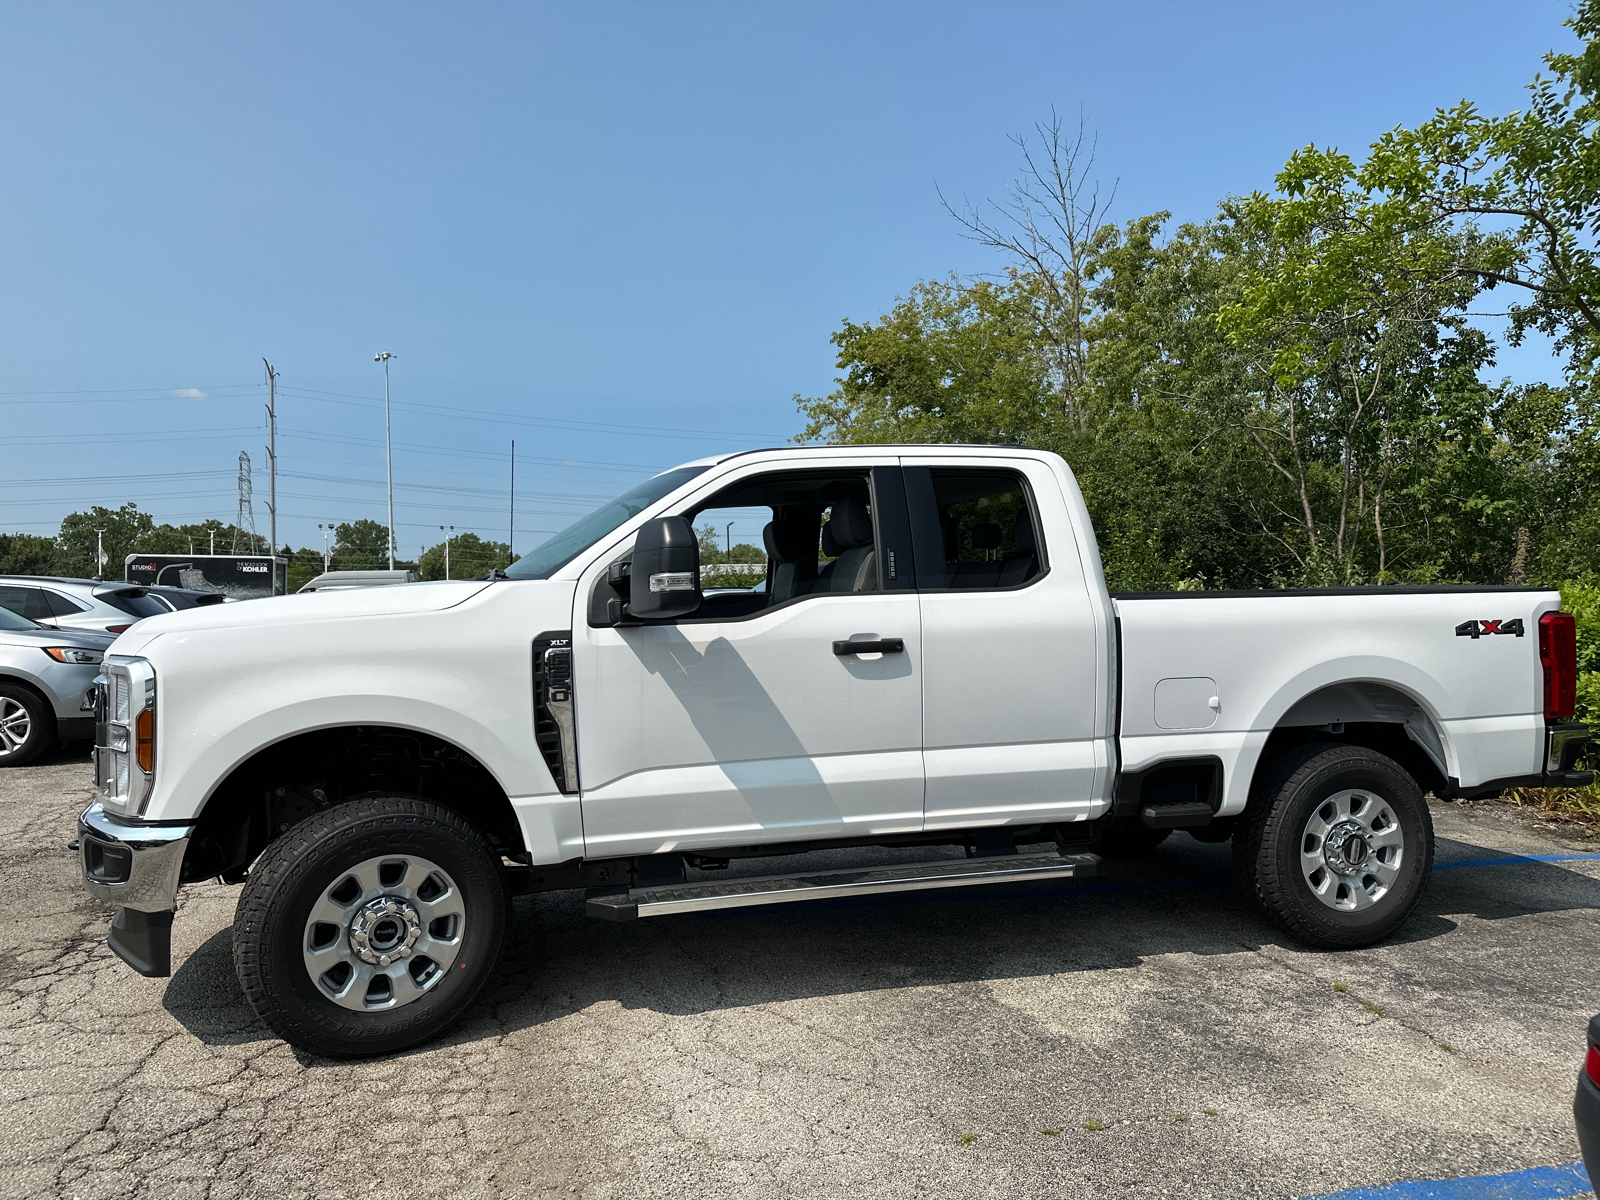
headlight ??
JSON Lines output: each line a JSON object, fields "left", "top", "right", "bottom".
{"left": 43, "top": 647, "right": 104, "bottom": 665}
{"left": 94, "top": 656, "right": 156, "bottom": 817}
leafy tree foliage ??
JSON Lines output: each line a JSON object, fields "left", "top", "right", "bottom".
{"left": 416, "top": 532, "right": 512, "bottom": 581}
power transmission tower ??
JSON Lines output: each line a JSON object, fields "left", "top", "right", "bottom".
{"left": 235, "top": 451, "right": 259, "bottom": 553}
{"left": 263, "top": 359, "right": 278, "bottom": 555}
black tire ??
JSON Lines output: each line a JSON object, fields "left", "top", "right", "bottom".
{"left": 233, "top": 795, "right": 508, "bottom": 1058}
{"left": 0, "top": 682, "right": 54, "bottom": 768}
{"left": 1234, "top": 743, "right": 1433, "bottom": 949}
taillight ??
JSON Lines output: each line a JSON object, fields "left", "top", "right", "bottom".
{"left": 1539, "top": 611, "right": 1578, "bottom": 720}
{"left": 134, "top": 708, "right": 154, "bottom": 773}
{"left": 106, "top": 625, "right": 131, "bottom": 634}
{"left": 1587, "top": 1045, "right": 1600, "bottom": 1087}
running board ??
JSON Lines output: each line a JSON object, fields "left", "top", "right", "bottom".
{"left": 585, "top": 851, "right": 1099, "bottom": 921}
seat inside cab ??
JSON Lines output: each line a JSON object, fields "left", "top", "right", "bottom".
{"left": 692, "top": 471, "right": 879, "bottom": 619}
{"left": 925, "top": 470, "right": 1041, "bottom": 590}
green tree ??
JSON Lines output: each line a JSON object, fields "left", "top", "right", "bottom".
{"left": 57, "top": 503, "right": 154, "bottom": 578}
{"left": 416, "top": 532, "right": 512, "bottom": 580}
{"left": 0, "top": 533, "right": 59, "bottom": 576}
{"left": 332, "top": 520, "right": 395, "bottom": 571}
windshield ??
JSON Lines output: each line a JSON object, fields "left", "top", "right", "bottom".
{"left": 504, "top": 465, "right": 711, "bottom": 580}
{"left": 0, "top": 607, "right": 42, "bottom": 632}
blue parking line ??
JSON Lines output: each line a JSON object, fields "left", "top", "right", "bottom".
{"left": 1435, "top": 853, "right": 1600, "bottom": 871}
{"left": 1302, "top": 1160, "right": 1592, "bottom": 1199}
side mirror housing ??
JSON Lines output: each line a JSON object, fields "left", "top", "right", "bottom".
{"left": 627, "top": 516, "right": 701, "bottom": 619}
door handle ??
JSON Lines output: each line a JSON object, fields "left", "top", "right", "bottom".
{"left": 833, "top": 638, "right": 905, "bottom": 656}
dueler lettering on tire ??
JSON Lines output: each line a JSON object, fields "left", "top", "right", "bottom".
{"left": 232, "top": 795, "right": 507, "bottom": 1058}
{"left": 1234, "top": 744, "right": 1434, "bottom": 949}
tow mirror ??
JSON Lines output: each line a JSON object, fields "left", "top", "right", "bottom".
{"left": 626, "top": 516, "right": 701, "bottom": 620}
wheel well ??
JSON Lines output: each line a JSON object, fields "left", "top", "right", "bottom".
{"left": 1258, "top": 681, "right": 1449, "bottom": 801}
{"left": 0, "top": 675, "right": 57, "bottom": 723}
{"left": 183, "top": 726, "right": 523, "bottom": 883}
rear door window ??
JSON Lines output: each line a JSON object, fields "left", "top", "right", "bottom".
{"left": 0, "top": 585, "right": 53, "bottom": 622}
{"left": 903, "top": 467, "right": 1045, "bottom": 590}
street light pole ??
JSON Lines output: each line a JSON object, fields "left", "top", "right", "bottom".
{"left": 725, "top": 522, "right": 734, "bottom": 555}
{"left": 318, "top": 524, "right": 331, "bottom": 573}
{"left": 440, "top": 525, "right": 454, "bottom": 580}
{"left": 93, "top": 527, "right": 106, "bottom": 579}
{"left": 374, "top": 351, "right": 397, "bottom": 570}
{"left": 263, "top": 359, "right": 278, "bottom": 556}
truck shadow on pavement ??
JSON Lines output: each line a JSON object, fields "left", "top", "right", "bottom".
{"left": 160, "top": 831, "right": 1600, "bottom": 1058}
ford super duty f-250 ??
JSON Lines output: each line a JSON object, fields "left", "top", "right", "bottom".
{"left": 76, "top": 445, "right": 1593, "bottom": 1056}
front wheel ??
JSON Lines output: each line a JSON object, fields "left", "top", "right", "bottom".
{"left": 0, "top": 684, "right": 52, "bottom": 767}
{"left": 1234, "top": 744, "right": 1433, "bottom": 948}
{"left": 233, "top": 795, "right": 507, "bottom": 1058}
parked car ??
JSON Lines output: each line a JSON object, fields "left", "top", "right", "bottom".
{"left": 296, "top": 569, "right": 414, "bottom": 592}
{"left": 143, "top": 585, "right": 229, "bottom": 612}
{"left": 1579, "top": 1014, "right": 1600, "bottom": 1186}
{"left": 0, "top": 605, "right": 112, "bottom": 765}
{"left": 0, "top": 576, "right": 213, "bottom": 635}
{"left": 75, "top": 444, "right": 1592, "bottom": 1057}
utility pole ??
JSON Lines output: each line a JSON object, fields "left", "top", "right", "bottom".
{"left": 374, "top": 351, "right": 397, "bottom": 570}
{"left": 508, "top": 439, "right": 515, "bottom": 566}
{"left": 208, "top": 526, "right": 216, "bottom": 555}
{"left": 725, "top": 522, "right": 734, "bottom": 555}
{"left": 318, "top": 524, "right": 331, "bottom": 573}
{"left": 263, "top": 359, "right": 278, "bottom": 556}
{"left": 440, "top": 525, "right": 454, "bottom": 580}
{"left": 93, "top": 527, "right": 106, "bottom": 578}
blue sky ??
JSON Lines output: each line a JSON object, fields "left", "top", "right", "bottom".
{"left": 0, "top": 1, "right": 1578, "bottom": 558}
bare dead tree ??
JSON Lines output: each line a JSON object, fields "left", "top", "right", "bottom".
{"left": 941, "top": 108, "right": 1117, "bottom": 429}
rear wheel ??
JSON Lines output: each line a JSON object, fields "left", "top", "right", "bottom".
{"left": 233, "top": 795, "right": 507, "bottom": 1058}
{"left": 0, "top": 684, "right": 52, "bottom": 767}
{"left": 1235, "top": 744, "right": 1433, "bottom": 948}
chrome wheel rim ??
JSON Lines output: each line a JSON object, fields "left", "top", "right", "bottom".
{"left": 0, "top": 697, "right": 32, "bottom": 757}
{"left": 1300, "top": 788, "right": 1405, "bottom": 912}
{"left": 303, "top": 854, "right": 466, "bottom": 1011}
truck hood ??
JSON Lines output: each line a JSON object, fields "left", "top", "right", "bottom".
{"left": 110, "top": 580, "right": 495, "bottom": 652}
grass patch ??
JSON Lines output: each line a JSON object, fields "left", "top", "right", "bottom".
{"left": 1332, "top": 983, "right": 1348, "bottom": 993}
{"left": 1203, "top": 1109, "right": 1218, "bottom": 1117}
{"left": 1173, "top": 1113, "right": 1189, "bottom": 1123}
{"left": 1363, "top": 1002, "right": 1385, "bottom": 1015}
{"left": 1040, "top": 1128, "right": 1061, "bottom": 1137}
{"left": 1441, "top": 1042, "right": 1458, "bottom": 1054}
{"left": 1504, "top": 783, "right": 1600, "bottom": 832}
{"left": 1082, "top": 1120, "right": 1104, "bottom": 1132}
{"left": 958, "top": 1132, "right": 977, "bottom": 1145}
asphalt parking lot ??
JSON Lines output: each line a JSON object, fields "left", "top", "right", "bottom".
{"left": 3, "top": 747, "right": 1598, "bottom": 1200}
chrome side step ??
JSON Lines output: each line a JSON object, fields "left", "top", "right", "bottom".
{"left": 585, "top": 851, "right": 1099, "bottom": 921}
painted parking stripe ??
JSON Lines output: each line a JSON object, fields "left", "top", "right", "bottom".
{"left": 1435, "top": 853, "right": 1600, "bottom": 871}
{"left": 1302, "top": 1160, "right": 1592, "bottom": 1199}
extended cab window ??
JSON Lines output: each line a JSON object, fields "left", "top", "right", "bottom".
{"left": 905, "top": 468, "right": 1044, "bottom": 590}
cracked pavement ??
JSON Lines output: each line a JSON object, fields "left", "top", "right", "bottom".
{"left": 3, "top": 745, "right": 1598, "bottom": 1199}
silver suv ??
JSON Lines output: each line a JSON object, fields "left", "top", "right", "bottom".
{"left": 0, "top": 605, "right": 113, "bottom": 765}
{"left": 0, "top": 576, "right": 221, "bottom": 635}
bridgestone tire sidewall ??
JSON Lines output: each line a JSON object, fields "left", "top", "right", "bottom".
{"left": 1249, "top": 746, "right": 1434, "bottom": 949}
{"left": 0, "top": 684, "right": 52, "bottom": 768}
{"left": 234, "top": 797, "right": 507, "bottom": 1058}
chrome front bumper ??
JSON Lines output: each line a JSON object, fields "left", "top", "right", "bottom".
{"left": 78, "top": 802, "right": 194, "bottom": 913}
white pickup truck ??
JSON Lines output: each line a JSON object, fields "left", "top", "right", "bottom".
{"left": 77, "top": 445, "right": 1593, "bottom": 1057}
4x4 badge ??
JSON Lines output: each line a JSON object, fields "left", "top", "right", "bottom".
{"left": 1455, "top": 618, "right": 1525, "bottom": 639}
